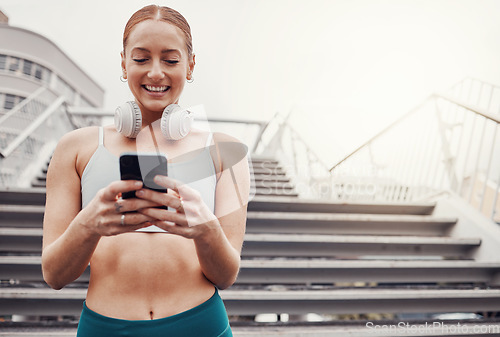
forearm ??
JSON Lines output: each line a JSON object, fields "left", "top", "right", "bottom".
{"left": 194, "top": 222, "right": 241, "bottom": 289}
{"left": 42, "top": 215, "right": 101, "bottom": 290}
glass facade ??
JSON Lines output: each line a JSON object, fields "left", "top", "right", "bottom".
{"left": 0, "top": 54, "right": 51, "bottom": 85}
{"left": 0, "top": 54, "right": 95, "bottom": 107}
{"left": 0, "top": 93, "right": 26, "bottom": 111}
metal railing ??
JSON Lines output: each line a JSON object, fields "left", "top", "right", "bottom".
{"left": 253, "top": 112, "right": 332, "bottom": 199}
{"left": 3, "top": 78, "right": 498, "bottom": 223}
{"left": 251, "top": 78, "right": 499, "bottom": 222}
{"left": 0, "top": 88, "right": 77, "bottom": 187}
{"left": 66, "top": 106, "right": 268, "bottom": 154}
{"left": 0, "top": 97, "right": 267, "bottom": 188}
{"left": 327, "top": 78, "right": 500, "bottom": 222}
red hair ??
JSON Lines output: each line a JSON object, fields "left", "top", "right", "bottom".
{"left": 123, "top": 5, "right": 193, "bottom": 57}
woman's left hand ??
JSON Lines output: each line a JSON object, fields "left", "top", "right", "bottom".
{"left": 135, "top": 175, "right": 218, "bottom": 238}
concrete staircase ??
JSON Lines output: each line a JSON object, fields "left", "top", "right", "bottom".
{"left": 1, "top": 157, "right": 500, "bottom": 336}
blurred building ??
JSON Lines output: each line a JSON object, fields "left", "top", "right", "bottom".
{"left": 0, "top": 9, "right": 104, "bottom": 111}
{"left": 0, "top": 10, "right": 104, "bottom": 187}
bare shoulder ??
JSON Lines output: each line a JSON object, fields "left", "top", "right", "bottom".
{"left": 54, "top": 126, "right": 99, "bottom": 152}
{"left": 212, "top": 132, "right": 249, "bottom": 171}
{"left": 212, "top": 132, "right": 242, "bottom": 144}
{"left": 49, "top": 126, "right": 100, "bottom": 177}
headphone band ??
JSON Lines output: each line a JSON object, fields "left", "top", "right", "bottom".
{"left": 114, "top": 102, "right": 194, "bottom": 140}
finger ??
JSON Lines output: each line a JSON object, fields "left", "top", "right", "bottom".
{"left": 153, "top": 175, "right": 184, "bottom": 194}
{"left": 113, "top": 198, "right": 162, "bottom": 213}
{"left": 135, "top": 188, "right": 183, "bottom": 209}
{"left": 102, "top": 180, "right": 143, "bottom": 200}
{"left": 150, "top": 221, "right": 192, "bottom": 236}
{"left": 175, "top": 199, "right": 185, "bottom": 214}
{"left": 138, "top": 208, "right": 189, "bottom": 227}
{"left": 116, "top": 212, "right": 155, "bottom": 226}
{"left": 154, "top": 175, "right": 200, "bottom": 201}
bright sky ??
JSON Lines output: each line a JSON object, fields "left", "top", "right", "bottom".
{"left": 2, "top": 0, "right": 500, "bottom": 166}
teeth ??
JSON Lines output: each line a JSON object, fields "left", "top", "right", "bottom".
{"left": 145, "top": 85, "right": 168, "bottom": 92}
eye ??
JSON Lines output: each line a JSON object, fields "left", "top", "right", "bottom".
{"left": 165, "top": 60, "right": 179, "bottom": 65}
{"left": 133, "top": 58, "right": 148, "bottom": 63}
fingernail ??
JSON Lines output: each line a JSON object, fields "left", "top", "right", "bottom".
{"left": 136, "top": 189, "right": 144, "bottom": 197}
{"left": 154, "top": 175, "right": 165, "bottom": 183}
{"left": 135, "top": 181, "right": 143, "bottom": 187}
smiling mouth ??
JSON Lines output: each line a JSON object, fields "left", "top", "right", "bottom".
{"left": 143, "top": 85, "right": 170, "bottom": 92}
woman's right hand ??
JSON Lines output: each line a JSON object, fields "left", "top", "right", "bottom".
{"left": 78, "top": 180, "right": 158, "bottom": 237}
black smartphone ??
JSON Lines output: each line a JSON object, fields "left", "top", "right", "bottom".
{"left": 119, "top": 152, "right": 168, "bottom": 199}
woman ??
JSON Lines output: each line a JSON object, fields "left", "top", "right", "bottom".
{"left": 41, "top": 5, "right": 249, "bottom": 337}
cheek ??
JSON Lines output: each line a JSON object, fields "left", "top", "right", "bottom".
{"left": 170, "top": 70, "right": 187, "bottom": 88}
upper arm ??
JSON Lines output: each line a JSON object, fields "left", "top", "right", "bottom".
{"left": 42, "top": 128, "right": 94, "bottom": 251}
{"left": 212, "top": 133, "right": 251, "bottom": 253}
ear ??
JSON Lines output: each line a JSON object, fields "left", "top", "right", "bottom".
{"left": 120, "top": 51, "right": 127, "bottom": 79}
{"left": 187, "top": 54, "right": 196, "bottom": 79}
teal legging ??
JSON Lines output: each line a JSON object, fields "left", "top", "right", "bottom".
{"left": 76, "top": 288, "right": 232, "bottom": 337}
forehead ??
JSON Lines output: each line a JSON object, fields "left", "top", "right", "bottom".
{"left": 126, "top": 20, "right": 187, "bottom": 55}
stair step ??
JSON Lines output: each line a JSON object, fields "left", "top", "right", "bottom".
{"left": 32, "top": 175, "right": 46, "bottom": 182}
{"left": 242, "top": 234, "right": 481, "bottom": 259}
{"left": 251, "top": 161, "right": 282, "bottom": 169}
{"left": 2, "top": 322, "right": 500, "bottom": 337}
{"left": 29, "top": 179, "right": 296, "bottom": 191}
{"left": 1, "top": 287, "right": 500, "bottom": 316}
{"left": 248, "top": 196, "right": 436, "bottom": 215}
{"left": 254, "top": 190, "right": 299, "bottom": 197}
{"left": 237, "top": 259, "right": 500, "bottom": 284}
{"left": 252, "top": 175, "right": 291, "bottom": 183}
{"left": 251, "top": 181, "right": 295, "bottom": 189}
{"left": 0, "top": 255, "right": 89, "bottom": 283}
{"left": 0, "top": 228, "right": 42, "bottom": 253}
{"left": 0, "top": 191, "right": 437, "bottom": 215}
{"left": 0, "top": 189, "right": 46, "bottom": 206}
{"left": 0, "top": 200, "right": 441, "bottom": 229}
{"left": 3, "top": 256, "right": 499, "bottom": 285}
{"left": 28, "top": 174, "right": 293, "bottom": 189}
{"left": 223, "top": 288, "right": 500, "bottom": 316}
{"left": 246, "top": 212, "right": 456, "bottom": 236}
{"left": 0, "top": 228, "right": 479, "bottom": 258}
{"left": 30, "top": 181, "right": 46, "bottom": 188}
{"left": 249, "top": 156, "right": 280, "bottom": 165}
{"left": 0, "top": 205, "right": 45, "bottom": 227}
{"left": 252, "top": 168, "right": 287, "bottom": 176}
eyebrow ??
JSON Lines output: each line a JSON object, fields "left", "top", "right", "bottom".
{"left": 132, "top": 47, "right": 181, "bottom": 54}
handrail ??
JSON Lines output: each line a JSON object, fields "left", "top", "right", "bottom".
{"left": 284, "top": 121, "right": 331, "bottom": 173}
{"left": 436, "top": 92, "right": 500, "bottom": 124}
{"left": 251, "top": 112, "right": 277, "bottom": 154}
{"left": 67, "top": 106, "right": 269, "bottom": 155}
{"left": 0, "top": 87, "right": 46, "bottom": 126}
{"left": 325, "top": 78, "right": 500, "bottom": 221}
{"left": 329, "top": 92, "right": 500, "bottom": 173}
{"left": 329, "top": 97, "right": 431, "bottom": 172}
{"left": 0, "top": 96, "right": 66, "bottom": 158}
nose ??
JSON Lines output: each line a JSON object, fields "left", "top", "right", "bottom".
{"left": 147, "top": 59, "right": 165, "bottom": 82}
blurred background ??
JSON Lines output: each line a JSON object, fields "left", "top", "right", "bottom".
{"left": 2, "top": 1, "right": 500, "bottom": 332}
{"left": 1, "top": 0, "right": 500, "bottom": 165}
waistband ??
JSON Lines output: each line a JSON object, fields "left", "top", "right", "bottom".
{"left": 77, "top": 288, "right": 231, "bottom": 337}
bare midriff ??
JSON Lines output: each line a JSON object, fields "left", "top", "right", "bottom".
{"left": 85, "top": 232, "right": 215, "bottom": 320}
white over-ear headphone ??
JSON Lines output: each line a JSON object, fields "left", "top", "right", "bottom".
{"left": 114, "top": 101, "right": 194, "bottom": 140}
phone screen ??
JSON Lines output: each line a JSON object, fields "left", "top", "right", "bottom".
{"left": 119, "top": 153, "right": 168, "bottom": 199}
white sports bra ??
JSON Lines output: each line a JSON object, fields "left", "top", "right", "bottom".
{"left": 81, "top": 127, "right": 217, "bottom": 213}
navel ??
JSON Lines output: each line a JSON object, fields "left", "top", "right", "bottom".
{"left": 150, "top": 311, "right": 154, "bottom": 320}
